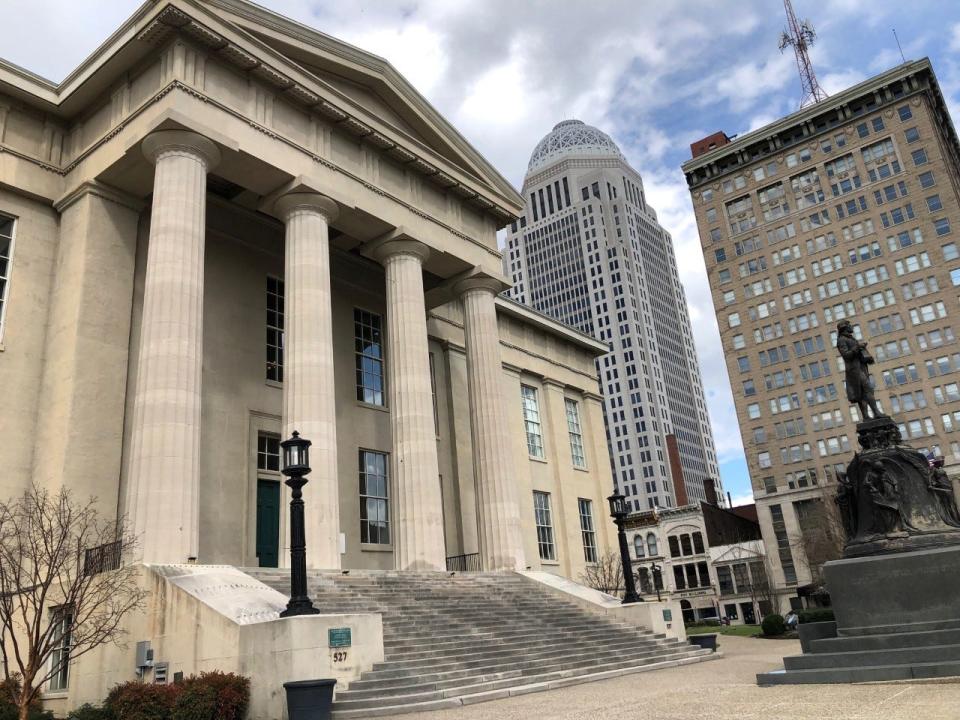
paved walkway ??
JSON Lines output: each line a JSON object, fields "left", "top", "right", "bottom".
{"left": 379, "top": 635, "right": 960, "bottom": 720}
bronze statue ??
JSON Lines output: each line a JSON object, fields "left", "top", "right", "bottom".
{"left": 836, "top": 320, "right": 886, "bottom": 420}
{"left": 928, "top": 467, "right": 960, "bottom": 527}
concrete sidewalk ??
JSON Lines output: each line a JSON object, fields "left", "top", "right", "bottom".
{"left": 377, "top": 635, "right": 960, "bottom": 720}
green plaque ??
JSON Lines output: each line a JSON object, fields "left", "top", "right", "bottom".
{"left": 662, "top": 609, "right": 673, "bottom": 622}
{"left": 329, "top": 627, "right": 352, "bottom": 648}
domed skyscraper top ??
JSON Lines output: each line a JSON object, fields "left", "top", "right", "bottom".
{"left": 526, "top": 119, "right": 625, "bottom": 174}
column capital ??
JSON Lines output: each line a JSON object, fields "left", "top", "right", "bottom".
{"left": 452, "top": 272, "right": 508, "bottom": 298}
{"left": 369, "top": 237, "right": 430, "bottom": 265}
{"left": 273, "top": 191, "right": 339, "bottom": 223}
{"left": 142, "top": 129, "right": 221, "bottom": 169}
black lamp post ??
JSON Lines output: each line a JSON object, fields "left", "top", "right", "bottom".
{"left": 650, "top": 562, "right": 663, "bottom": 602}
{"left": 607, "top": 492, "right": 641, "bottom": 604}
{"left": 280, "top": 431, "right": 320, "bottom": 618}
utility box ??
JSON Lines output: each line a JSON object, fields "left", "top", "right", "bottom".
{"left": 135, "top": 641, "right": 154, "bottom": 670}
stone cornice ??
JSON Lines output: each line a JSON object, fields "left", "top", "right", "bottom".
{"left": 134, "top": 3, "right": 519, "bottom": 224}
{"left": 53, "top": 180, "right": 146, "bottom": 214}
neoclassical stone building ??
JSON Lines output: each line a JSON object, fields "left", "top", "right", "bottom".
{"left": 0, "top": 0, "right": 617, "bottom": 581}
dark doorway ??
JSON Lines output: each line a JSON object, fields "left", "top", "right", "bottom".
{"left": 740, "top": 602, "right": 757, "bottom": 624}
{"left": 256, "top": 479, "right": 281, "bottom": 567}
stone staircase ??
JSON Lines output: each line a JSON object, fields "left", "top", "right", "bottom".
{"left": 757, "top": 626, "right": 960, "bottom": 685}
{"left": 249, "top": 569, "right": 714, "bottom": 717}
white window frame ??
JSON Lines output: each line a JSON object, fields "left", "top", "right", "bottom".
{"left": 578, "top": 498, "right": 597, "bottom": 563}
{"left": 521, "top": 385, "right": 545, "bottom": 458}
{"left": 359, "top": 449, "right": 390, "bottom": 545}
{"left": 48, "top": 605, "right": 72, "bottom": 692}
{"left": 0, "top": 215, "right": 15, "bottom": 344}
{"left": 565, "top": 398, "right": 587, "bottom": 468}
{"left": 265, "top": 276, "right": 284, "bottom": 382}
{"left": 533, "top": 491, "right": 555, "bottom": 561}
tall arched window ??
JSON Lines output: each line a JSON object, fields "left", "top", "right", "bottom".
{"left": 647, "top": 532, "right": 658, "bottom": 557}
{"left": 634, "top": 535, "right": 644, "bottom": 558}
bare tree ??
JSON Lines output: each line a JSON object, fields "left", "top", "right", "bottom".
{"left": 742, "top": 553, "right": 779, "bottom": 618}
{"left": 579, "top": 550, "right": 624, "bottom": 597}
{"left": 0, "top": 484, "right": 148, "bottom": 720}
{"left": 794, "top": 488, "right": 845, "bottom": 593}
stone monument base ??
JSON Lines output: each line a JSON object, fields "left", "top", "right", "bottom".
{"left": 758, "top": 545, "right": 960, "bottom": 684}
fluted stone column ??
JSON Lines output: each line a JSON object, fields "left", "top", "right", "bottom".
{"left": 372, "top": 239, "right": 446, "bottom": 571}
{"left": 126, "top": 130, "right": 219, "bottom": 564}
{"left": 455, "top": 276, "right": 526, "bottom": 571}
{"left": 274, "top": 192, "right": 341, "bottom": 570}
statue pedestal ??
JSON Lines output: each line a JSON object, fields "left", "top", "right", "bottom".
{"left": 824, "top": 545, "right": 960, "bottom": 636}
{"left": 757, "top": 415, "right": 960, "bottom": 685}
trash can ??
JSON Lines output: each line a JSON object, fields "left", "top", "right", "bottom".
{"left": 284, "top": 679, "right": 337, "bottom": 720}
{"left": 688, "top": 633, "right": 718, "bottom": 651}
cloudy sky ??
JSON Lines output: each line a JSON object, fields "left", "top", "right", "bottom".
{"left": 4, "top": 0, "right": 960, "bottom": 504}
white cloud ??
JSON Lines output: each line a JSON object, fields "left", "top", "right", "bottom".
{"left": 6, "top": 0, "right": 950, "bottom": 495}
{"left": 728, "top": 492, "right": 757, "bottom": 508}
{"left": 950, "top": 23, "right": 960, "bottom": 53}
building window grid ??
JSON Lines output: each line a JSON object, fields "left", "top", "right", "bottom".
{"left": 578, "top": 498, "right": 597, "bottom": 563}
{"left": 354, "top": 309, "right": 385, "bottom": 406}
{"left": 0, "top": 217, "right": 12, "bottom": 342}
{"left": 521, "top": 385, "right": 545, "bottom": 458}
{"left": 565, "top": 399, "right": 587, "bottom": 468}
{"left": 359, "top": 449, "right": 390, "bottom": 545}
{"left": 534, "top": 491, "right": 556, "bottom": 561}
{"left": 48, "top": 606, "right": 72, "bottom": 692}
{"left": 257, "top": 434, "right": 281, "bottom": 472}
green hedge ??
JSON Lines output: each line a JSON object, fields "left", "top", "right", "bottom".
{"left": 761, "top": 613, "right": 786, "bottom": 636}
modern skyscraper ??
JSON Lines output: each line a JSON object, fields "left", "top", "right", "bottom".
{"left": 504, "top": 120, "right": 722, "bottom": 510}
{"left": 684, "top": 58, "right": 960, "bottom": 608}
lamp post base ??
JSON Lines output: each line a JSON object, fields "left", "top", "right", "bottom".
{"left": 621, "top": 592, "right": 642, "bottom": 605}
{"left": 280, "top": 597, "right": 321, "bottom": 618}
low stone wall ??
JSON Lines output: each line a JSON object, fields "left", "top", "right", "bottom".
{"left": 517, "top": 571, "right": 687, "bottom": 641}
{"left": 51, "top": 565, "right": 384, "bottom": 719}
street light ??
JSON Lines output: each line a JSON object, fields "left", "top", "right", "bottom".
{"left": 279, "top": 431, "right": 320, "bottom": 618}
{"left": 607, "top": 492, "right": 641, "bottom": 604}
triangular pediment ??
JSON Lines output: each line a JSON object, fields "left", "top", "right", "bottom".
{"left": 200, "top": 0, "right": 518, "bottom": 203}
{"left": 712, "top": 542, "right": 765, "bottom": 564}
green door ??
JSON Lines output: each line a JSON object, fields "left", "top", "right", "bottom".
{"left": 256, "top": 480, "right": 281, "bottom": 568}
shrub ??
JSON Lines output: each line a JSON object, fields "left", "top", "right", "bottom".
{"left": 67, "top": 705, "right": 114, "bottom": 720}
{"left": 104, "top": 682, "right": 177, "bottom": 720}
{"left": 0, "top": 676, "right": 54, "bottom": 720}
{"left": 173, "top": 672, "right": 250, "bottom": 720}
{"left": 797, "top": 608, "right": 835, "bottom": 624}
{"left": 761, "top": 613, "right": 786, "bottom": 636}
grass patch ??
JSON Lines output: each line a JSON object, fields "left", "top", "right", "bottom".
{"left": 686, "top": 624, "right": 761, "bottom": 637}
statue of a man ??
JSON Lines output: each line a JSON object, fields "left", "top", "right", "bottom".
{"left": 836, "top": 320, "right": 886, "bottom": 420}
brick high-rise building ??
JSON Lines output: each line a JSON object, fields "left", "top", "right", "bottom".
{"left": 504, "top": 120, "right": 722, "bottom": 510}
{"left": 683, "top": 58, "right": 960, "bottom": 609}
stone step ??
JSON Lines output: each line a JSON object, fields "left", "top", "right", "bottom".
{"left": 384, "top": 632, "right": 665, "bottom": 659}
{"left": 330, "top": 651, "right": 716, "bottom": 718}
{"left": 384, "top": 626, "right": 656, "bottom": 652}
{"left": 334, "top": 649, "right": 708, "bottom": 710}
{"left": 381, "top": 628, "right": 656, "bottom": 654}
{"left": 381, "top": 634, "right": 666, "bottom": 667}
{"left": 757, "top": 659, "right": 960, "bottom": 685}
{"left": 810, "top": 627, "right": 960, "bottom": 654}
{"left": 361, "top": 642, "right": 691, "bottom": 681}
{"left": 784, "top": 643, "right": 960, "bottom": 671}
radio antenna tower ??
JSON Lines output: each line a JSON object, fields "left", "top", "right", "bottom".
{"left": 778, "top": 0, "right": 828, "bottom": 108}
